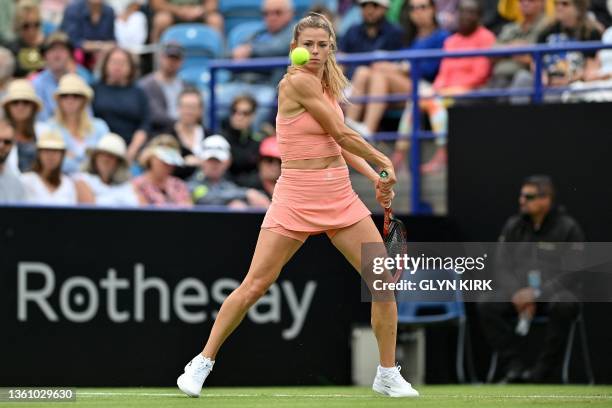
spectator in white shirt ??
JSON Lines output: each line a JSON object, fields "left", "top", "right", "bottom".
{"left": 73, "top": 132, "right": 143, "bottom": 205}
{"left": 107, "top": 0, "right": 148, "bottom": 51}
{"left": 20, "top": 130, "right": 78, "bottom": 205}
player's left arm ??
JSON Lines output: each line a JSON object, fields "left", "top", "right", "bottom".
{"left": 341, "top": 149, "right": 378, "bottom": 183}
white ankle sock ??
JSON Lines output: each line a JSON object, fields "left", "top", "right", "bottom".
{"left": 195, "top": 354, "right": 214, "bottom": 365}
{"left": 378, "top": 365, "right": 397, "bottom": 375}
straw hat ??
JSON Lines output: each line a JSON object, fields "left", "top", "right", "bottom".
{"left": 37, "top": 131, "right": 66, "bottom": 150}
{"left": 87, "top": 133, "right": 127, "bottom": 160}
{"left": 1, "top": 79, "right": 43, "bottom": 113}
{"left": 54, "top": 74, "right": 93, "bottom": 102}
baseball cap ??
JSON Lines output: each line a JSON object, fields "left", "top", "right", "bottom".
{"left": 162, "top": 42, "right": 184, "bottom": 58}
{"left": 259, "top": 136, "right": 280, "bottom": 159}
{"left": 42, "top": 31, "right": 74, "bottom": 55}
{"left": 201, "top": 135, "right": 231, "bottom": 161}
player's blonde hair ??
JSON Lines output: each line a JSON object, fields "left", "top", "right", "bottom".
{"left": 291, "top": 13, "right": 348, "bottom": 103}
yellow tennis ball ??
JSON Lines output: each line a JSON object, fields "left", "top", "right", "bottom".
{"left": 291, "top": 47, "right": 310, "bottom": 66}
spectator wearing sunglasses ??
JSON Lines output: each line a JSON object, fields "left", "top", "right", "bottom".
{"left": 0, "top": 119, "right": 26, "bottom": 203}
{"left": 478, "top": 175, "right": 584, "bottom": 383}
{"left": 231, "top": 0, "right": 294, "bottom": 65}
{"left": 6, "top": 0, "right": 45, "bottom": 78}
{"left": 168, "top": 88, "right": 210, "bottom": 180}
{"left": 36, "top": 74, "right": 109, "bottom": 174}
{"left": 220, "top": 94, "right": 265, "bottom": 188}
{"left": 338, "top": 0, "right": 404, "bottom": 78}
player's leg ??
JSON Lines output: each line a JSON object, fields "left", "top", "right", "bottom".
{"left": 202, "top": 228, "right": 304, "bottom": 358}
{"left": 329, "top": 217, "right": 396, "bottom": 365}
{"left": 177, "top": 228, "right": 304, "bottom": 397}
{"left": 330, "top": 216, "right": 419, "bottom": 397}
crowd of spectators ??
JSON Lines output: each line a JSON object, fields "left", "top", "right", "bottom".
{"left": 1, "top": 0, "right": 612, "bottom": 207}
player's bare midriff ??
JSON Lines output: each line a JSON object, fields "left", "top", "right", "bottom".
{"left": 282, "top": 155, "right": 345, "bottom": 170}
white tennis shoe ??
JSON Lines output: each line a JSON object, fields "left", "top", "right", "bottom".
{"left": 372, "top": 365, "right": 420, "bottom": 397}
{"left": 177, "top": 354, "right": 214, "bottom": 397}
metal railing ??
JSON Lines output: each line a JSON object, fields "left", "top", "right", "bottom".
{"left": 208, "top": 41, "right": 612, "bottom": 214}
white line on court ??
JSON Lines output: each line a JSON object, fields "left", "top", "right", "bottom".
{"left": 77, "top": 392, "right": 612, "bottom": 399}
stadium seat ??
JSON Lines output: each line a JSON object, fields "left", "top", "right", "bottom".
{"left": 220, "top": 0, "right": 264, "bottom": 36}
{"left": 485, "top": 311, "right": 595, "bottom": 384}
{"left": 160, "top": 23, "right": 227, "bottom": 102}
{"left": 396, "top": 269, "right": 474, "bottom": 383}
{"left": 160, "top": 24, "right": 223, "bottom": 70}
{"left": 227, "top": 21, "right": 266, "bottom": 51}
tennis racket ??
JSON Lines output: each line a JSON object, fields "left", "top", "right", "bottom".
{"left": 380, "top": 170, "right": 407, "bottom": 283}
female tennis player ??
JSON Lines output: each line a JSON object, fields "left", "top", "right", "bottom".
{"left": 177, "top": 13, "right": 419, "bottom": 398}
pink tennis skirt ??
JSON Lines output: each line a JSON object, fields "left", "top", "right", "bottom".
{"left": 261, "top": 166, "right": 372, "bottom": 236}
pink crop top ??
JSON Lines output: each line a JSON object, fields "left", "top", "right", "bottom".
{"left": 275, "top": 91, "right": 343, "bottom": 162}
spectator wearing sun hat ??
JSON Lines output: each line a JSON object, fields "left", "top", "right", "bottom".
{"left": 37, "top": 73, "right": 110, "bottom": 174}
{"left": 32, "top": 31, "right": 93, "bottom": 122}
{"left": 73, "top": 132, "right": 142, "bottom": 206}
{"left": 20, "top": 130, "right": 78, "bottom": 205}
{"left": 1, "top": 79, "right": 43, "bottom": 174}
{"left": 132, "top": 134, "right": 192, "bottom": 207}
{"left": 188, "top": 135, "right": 270, "bottom": 208}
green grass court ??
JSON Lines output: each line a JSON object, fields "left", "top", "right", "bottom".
{"left": 3, "top": 385, "right": 612, "bottom": 408}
